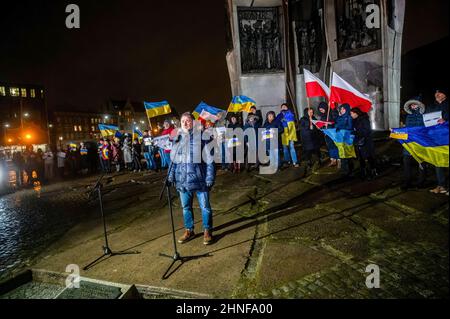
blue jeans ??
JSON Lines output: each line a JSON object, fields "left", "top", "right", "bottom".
{"left": 163, "top": 152, "right": 171, "bottom": 167}
{"left": 283, "top": 141, "right": 298, "bottom": 165}
{"left": 179, "top": 191, "right": 212, "bottom": 231}
{"left": 159, "top": 149, "right": 167, "bottom": 168}
{"left": 269, "top": 148, "right": 279, "bottom": 171}
{"left": 144, "top": 152, "right": 156, "bottom": 170}
{"left": 436, "top": 167, "right": 447, "bottom": 187}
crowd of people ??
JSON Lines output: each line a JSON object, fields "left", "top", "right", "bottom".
{"left": 0, "top": 89, "right": 448, "bottom": 197}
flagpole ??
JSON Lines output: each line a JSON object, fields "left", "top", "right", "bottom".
{"left": 307, "top": 97, "right": 313, "bottom": 130}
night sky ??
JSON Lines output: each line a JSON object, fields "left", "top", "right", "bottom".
{"left": 0, "top": 0, "right": 232, "bottom": 113}
{"left": 1, "top": 1, "right": 448, "bottom": 115}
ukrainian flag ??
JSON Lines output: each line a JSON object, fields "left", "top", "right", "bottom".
{"left": 144, "top": 101, "right": 172, "bottom": 118}
{"left": 98, "top": 124, "right": 119, "bottom": 137}
{"left": 391, "top": 123, "right": 449, "bottom": 167}
{"left": 133, "top": 127, "right": 143, "bottom": 141}
{"left": 323, "top": 129, "right": 356, "bottom": 159}
{"left": 279, "top": 111, "right": 298, "bottom": 145}
{"left": 228, "top": 95, "right": 256, "bottom": 113}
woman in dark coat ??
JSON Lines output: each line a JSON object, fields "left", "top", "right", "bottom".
{"left": 335, "top": 103, "right": 354, "bottom": 176}
{"left": 262, "top": 111, "right": 281, "bottom": 172}
{"left": 350, "top": 108, "right": 377, "bottom": 180}
{"left": 401, "top": 96, "right": 426, "bottom": 190}
{"left": 299, "top": 107, "right": 321, "bottom": 169}
{"left": 227, "top": 115, "right": 243, "bottom": 173}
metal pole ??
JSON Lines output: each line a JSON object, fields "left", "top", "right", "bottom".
{"left": 98, "top": 185, "right": 110, "bottom": 252}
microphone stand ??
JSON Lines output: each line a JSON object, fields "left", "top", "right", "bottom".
{"left": 158, "top": 130, "right": 211, "bottom": 280}
{"left": 83, "top": 173, "right": 140, "bottom": 271}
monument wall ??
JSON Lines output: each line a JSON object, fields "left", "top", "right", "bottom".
{"left": 226, "top": 0, "right": 405, "bottom": 130}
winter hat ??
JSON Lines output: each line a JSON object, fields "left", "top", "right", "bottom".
{"left": 435, "top": 88, "right": 448, "bottom": 97}
{"left": 404, "top": 96, "right": 425, "bottom": 114}
{"left": 318, "top": 102, "right": 328, "bottom": 112}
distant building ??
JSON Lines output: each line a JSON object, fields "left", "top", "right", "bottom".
{"left": 49, "top": 110, "right": 106, "bottom": 147}
{"left": 103, "top": 98, "right": 151, "bottom": 132}
{"left": 0, "top": 82, "right": 49, "bottom": 146}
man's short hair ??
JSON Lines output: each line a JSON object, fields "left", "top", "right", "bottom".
{"left": 181, "top": 112, "right": 194, "bottom": 120}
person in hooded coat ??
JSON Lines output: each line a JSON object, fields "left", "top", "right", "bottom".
{"left": 401, "top": 96, "right": 426, "bottom": 190}
{"left": 263, "top": 111, "right": 282, "bottom": 172}
{"left": 317, "top": 102, "right": 339, "bottom": 166}
{"left": 243, "top": 114, "right": 260, "bottom": 171}
{"left": 299, "top": 107, "right": 321, "bottom": 170}
{"left": 350, "top": 108, "right": 377, "bottom": 180}
{"left": 335, "top": 103, "right": 354, "bottom": 176}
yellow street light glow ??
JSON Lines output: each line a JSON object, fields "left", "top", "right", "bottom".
{"left": 7, "top": 138, "right": 13, "bottom": 143}
{"left": 25, "top": 134, "right": 32, "bottom": 140}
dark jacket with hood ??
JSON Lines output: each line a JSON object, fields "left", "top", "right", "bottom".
{"left": 317, "top": 102, "right": 337, "bottom": 126}
{"left": 403, "top": 98, "right": 426, "bottom": 156}
{"left": 353, "top": 113, "right": 375, "bottom": 159}
{"left": 263, "top": 113, "right": 281, "bottom": 152}
{"left": 168, "top": 129, "right": 215, "bottom": 193}
{"left": 299, "top": 109, "right": 321, "bottom": 152}
{"left": 335, "top": 104, "right": 353, "bottom": 131}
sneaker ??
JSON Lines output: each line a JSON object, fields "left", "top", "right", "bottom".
{"left": 429, "top": 186, "right": 447, "bottom": 194}
{"left": 203, "top": 230, "right": 213, "bottom": 245}
{"left": 178, "top": 229, "right": 195, "bottom": 244}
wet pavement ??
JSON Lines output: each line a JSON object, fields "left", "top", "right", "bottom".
{"left": 0, "top": 180, "right": 97, "bottom": 282}
{"left": 0, "top": 140, "right": 449, "bottom": 298}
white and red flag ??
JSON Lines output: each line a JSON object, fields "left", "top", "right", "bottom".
{"left": 329, "top": 73, "right": 372, "bottom": 113}
{"left": 311, "top": 119, "right": 335, "bottom": 129}
{"left": 303, "top": 69, "right": 330, "bottom": 99}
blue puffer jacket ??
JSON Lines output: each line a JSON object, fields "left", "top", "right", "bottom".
{"left": 335, "top": 104, "right": 353, "bottom": 131}
{"left": 168, "top": 129, "right": 215, "bottom": 192}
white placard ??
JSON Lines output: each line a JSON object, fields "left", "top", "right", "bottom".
{"left": 423, "top": 111, "right": 442, "bottom": 127}
{"left": 261, "top": 129, "right": 274, "bottom": 140}
{"left": 153, "top": 135, "right": 172, "bottom": 151}
{"left": 227, "top": 137, "right": 241, "bottom": 148}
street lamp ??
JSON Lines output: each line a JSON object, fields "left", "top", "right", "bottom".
{"left": 24, "top": 113, "right": 30, "bottom": 118}
{"left": 4, "top": 124, "right": 10, "bottom": 128}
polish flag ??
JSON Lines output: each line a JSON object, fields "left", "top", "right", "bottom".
{"left": 304, "top": 69, "right": 330, "bottom": 99}
{"left": 330, "top": 73, "right": 372, "bottom": 113}
{"left": 311, "top": 120, "right": 335, "bottom": 129}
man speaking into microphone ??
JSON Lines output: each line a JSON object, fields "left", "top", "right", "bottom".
{"left": 168, "top": 112, "right": 216, "bottom": 245}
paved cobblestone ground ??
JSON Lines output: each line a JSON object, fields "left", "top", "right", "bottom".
{"left": 1, "top": 141, "right": 448, "bottom": 298}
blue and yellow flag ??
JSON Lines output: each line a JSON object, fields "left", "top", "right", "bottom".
{"left": 133, "top": 127, "right": 143, "bottom": 141}
{"left": 98, "top": 124, "right": 119, "bottom": 137}
{"left": 228, "top": 95, "right": 256, "bottom": 113}
{"left": 391, "top": 123, "right": 449, "bottom": 167}
{"left": 277, "top": 110, "right": 298, "bottom": 145}
{"left": 144, "top": 101, "right": 172, "bottom": 118}
{"left": 323, "top": 129, "right": 356, "bottom": 159}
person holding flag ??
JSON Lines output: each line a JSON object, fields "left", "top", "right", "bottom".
{"left": 276, "top": 103, "right": 299, "bottom": 168}
{"left": 299, "top": 107, "right": 321, "bottom": 171}
{"left": 317, "top": 102, "right": 339, "bottom": 167}
{"left": 335, "top": 103, "right": 355, "bottom": 176}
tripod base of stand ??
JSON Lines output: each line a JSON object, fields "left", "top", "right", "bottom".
{"left": 159, "top": 251, "right": 211, "bottom": 280}
{"left": 83, "top": 246, "right": 141, "bottom": 271}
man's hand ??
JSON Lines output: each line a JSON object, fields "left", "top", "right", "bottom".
{"left": 437, "top": 118, "right": 445, "bottom": 124}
